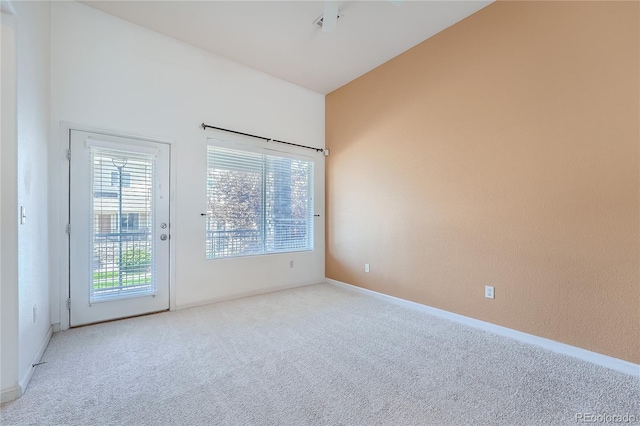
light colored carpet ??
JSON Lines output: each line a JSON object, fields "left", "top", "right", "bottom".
{"left": 1, "top": 283, "right": 638, "bottom": 425}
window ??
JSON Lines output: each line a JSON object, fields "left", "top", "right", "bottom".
{"left": 206, "top": 144, "right": 314, "bottom": 259}
{"left": 121, "top": 213, "right": 140, "bottom": 231}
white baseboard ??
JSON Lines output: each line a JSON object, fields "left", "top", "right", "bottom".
{"left": 18, "top": 325, "right": 54, "bottom": 396}
{"left": 326, "top": 278, "right": 640, "bottom": 377}
{"left": 1, "top": 386, "right": 22, "bottom": 404}
{"left": 175, "top": 280, "right": 323, "bottom": 311}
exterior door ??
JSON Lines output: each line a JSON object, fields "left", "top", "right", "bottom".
{"left": 69, "top": 130, "right": 170, "bottom": 326}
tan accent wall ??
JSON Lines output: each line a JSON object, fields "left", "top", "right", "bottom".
{"left": 325, "top": 1, "right": 639, "bottom": 364}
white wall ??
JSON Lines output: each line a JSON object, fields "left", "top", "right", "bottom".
{"left": 50, "top": 1, "right": 325, "bottom": 326}
{"left": 15, "top": 0, "right": 51, "bottom": 390}
{"left": 1, "top": 8, "right": 20, "bottom": 402}
{"left": 1, "top": 0, "right": 51, "bottom": 402}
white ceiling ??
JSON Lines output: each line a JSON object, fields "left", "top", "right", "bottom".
{"left": 82, "top": 1, "right": 492, "bottom": 94}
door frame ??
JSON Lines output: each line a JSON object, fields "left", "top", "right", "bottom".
{"left": 55, "top": 122, "right": 177, "bottom": 331}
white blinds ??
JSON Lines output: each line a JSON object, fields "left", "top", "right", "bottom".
{"left": 90, "top": 147, "right": 156, "bottom": 301}
{"left": 206, "top": 145, "right": 314, "bottom": 259}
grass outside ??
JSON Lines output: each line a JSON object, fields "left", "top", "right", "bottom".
{"left": 93, "top": 271, "right": 151, "bottom": 289}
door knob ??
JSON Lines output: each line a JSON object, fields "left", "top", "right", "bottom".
{"left": 160, "top": 223, "right": 167, "bottom": 229}
{"left": 160, "top": 234, "right": 168, "bottom": 241}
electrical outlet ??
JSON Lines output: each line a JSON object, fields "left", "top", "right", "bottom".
{"left": 364, "top": 263, "right": 370, "bottom": 273}
{"left": 485, "top": 286, "right": 495, "bottom": 299}
{"left": 32, "top": 304, "right": 37, "bottom": 323}
{"left": 289, "top": 260, "right": 294, "bottom": 268}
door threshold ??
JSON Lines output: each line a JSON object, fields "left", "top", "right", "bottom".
{"left": 70, "top": 309, "right": 169, "bottom": 328}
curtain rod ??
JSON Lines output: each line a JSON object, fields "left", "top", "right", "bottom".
{"left": 201, "top": 123, "right": 327, "bottom": 154}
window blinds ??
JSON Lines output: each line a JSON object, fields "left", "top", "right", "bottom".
{"left": 206, "top": 145, "right": 314, "bottom": 259}
{"left": 90, "top": 147, "right": 156, "bottom": 301}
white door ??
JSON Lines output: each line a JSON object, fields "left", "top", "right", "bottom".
{"left": 69, "top": 130, "right": 170, "bottom": 326}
